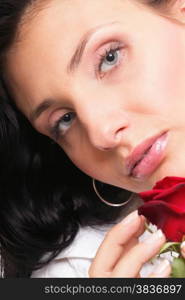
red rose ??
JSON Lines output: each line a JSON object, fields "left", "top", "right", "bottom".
{"left": 138, "top": 176, "right": 185, "bottom": 242}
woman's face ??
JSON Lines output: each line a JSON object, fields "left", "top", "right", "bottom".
{"left": 5, "top": 0, "right": 185, "bottom": 192}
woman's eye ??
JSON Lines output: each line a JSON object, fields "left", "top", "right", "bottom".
{"left": 98, "top": 46, "right": 122, "bottom": 76}
{"left": 52, "top": 112, "right": 76, "bottom": 140}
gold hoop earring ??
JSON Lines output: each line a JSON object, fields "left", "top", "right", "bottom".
{"left": 92, "top": 178, "right": 133, "bottom": 207}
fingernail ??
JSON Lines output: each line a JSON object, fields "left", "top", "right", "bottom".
{"left": 180, "top": 241, "right": 185, "bottom": 252}
{"left": 153, "top": 259, "right": 171, "bottom": 276}
{"left": 121, "top": 210, "right": 139, "bottom": 225}
{"left": 144, "top": 229, "right": 164, "bottom": 244}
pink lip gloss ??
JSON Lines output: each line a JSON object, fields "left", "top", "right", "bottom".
{"left": 131, "top": 132, "right": 168, "bottom": 179}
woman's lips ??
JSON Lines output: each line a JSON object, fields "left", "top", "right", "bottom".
{"left": 126, "top": 132, "right": 168, "bottom": 179}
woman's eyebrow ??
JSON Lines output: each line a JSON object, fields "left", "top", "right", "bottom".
{"left": 68, "top": 21, "right": 118, "bottom": 73}
{"left": 30, "top": 98, "right": 55, "bottom": 122}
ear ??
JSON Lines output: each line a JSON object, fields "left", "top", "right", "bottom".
{"left": 170, "top": 0, "right": 185, "bottom": 23}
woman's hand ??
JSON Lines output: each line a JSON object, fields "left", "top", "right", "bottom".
{"left": 89, "top": 210, "right": 171, "bottom": 278}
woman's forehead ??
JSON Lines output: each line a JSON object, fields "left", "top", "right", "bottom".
{"left": 16, "top": 0, "right": 145, "bottom": 45}
{"left": 8, "top": 0, "right": 149, "bottom": 68}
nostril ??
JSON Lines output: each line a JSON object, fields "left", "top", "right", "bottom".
{"left": 115, "top": 127, "right": 125, "bottom": 140}
{"left": 93, "top": 128, "right": 124, "bottom": 151}
{"left": 99, "top": 146, "right": 112, "bottom": 151}
{"left": 88, "top": 121, "right": 127, "bottom": 151}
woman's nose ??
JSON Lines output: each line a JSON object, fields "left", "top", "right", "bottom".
{"left": 89, "top": 124, "right": 125, "bottom": 151}
{"left": 79, "top": 107, "right": 129, "bottom": 151}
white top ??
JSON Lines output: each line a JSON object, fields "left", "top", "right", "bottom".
{"left": 31, "top": 197, "right": 174, "bottom": 278}
{"left": 31, "top": 223, "right": 172, "bottom": 278}
{"left": 31, "top": 224, "right": 112, "bottom": 278}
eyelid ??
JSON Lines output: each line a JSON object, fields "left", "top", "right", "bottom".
{"left": 48, "top": 108, "right": 70, "bottom": 132}
{"left": 49, "top": 109, "right": 76, "bottom": 141}
{"left": 83, "top": 24, "right": 127, "bottom": 56}
{"left": 95, "top": 41, "right": 123, "bottom": 65}
{"left": 49, "top": 108, "right": 67, "bottom": 125}
{"left": 95, "top": 40, "right": 124, "bottom": 57}
{"left": 94, "top": 42, "right": 125, "bottom": 78}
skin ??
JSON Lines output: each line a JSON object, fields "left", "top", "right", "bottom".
{"left": 5, "top": 0, "right": 185, "bottom": 194}
{"left": 4, "top": 0, "right": 185, "bottom": 277}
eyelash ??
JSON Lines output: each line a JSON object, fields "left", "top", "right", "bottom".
{"left": 95, "top": 42, "right": 123, "bottom": 78}
{"left": 51, "top": 112, "right": 76, "bottom": 141}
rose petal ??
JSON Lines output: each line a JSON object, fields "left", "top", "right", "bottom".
{"left": 153, "top": 176, "right": 185, "bottom": 190}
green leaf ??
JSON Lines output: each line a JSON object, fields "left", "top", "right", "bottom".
{"left": 159, "top": 242, "right": 180, "bottom": 255}
{"left": 171, "top": 257, "right": 185, "bottom": 278}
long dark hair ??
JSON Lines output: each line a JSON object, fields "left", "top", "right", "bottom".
{"left": 0, "top": 80, "right": 125, "bottom": 277}
{"left": 0, "top": 0, "right": 168, "bottom": 277}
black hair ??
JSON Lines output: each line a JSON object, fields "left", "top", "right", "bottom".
{"left": 0, "top": 82, "right": 126, "bottom": 277}
{"left": 0, "top": 0, "right": 169, "bottom": 277}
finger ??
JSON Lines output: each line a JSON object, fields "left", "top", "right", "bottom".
{"left": 120, "top": 216, "right": 145, "bottom": 254}
{"left": 149, "top": 259, "right": 171, "bottom": 278}
{"left": 89, "top": 210, "right": 145, "bottom": 277}
{"left": 115, "top": 213, "right": 146, "bottom": 256}
{"left": 180, "top": 241, "right": 185, "bottom": 258}
{"left": 111, "top": 229, "right": 166, "bottom": 277}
